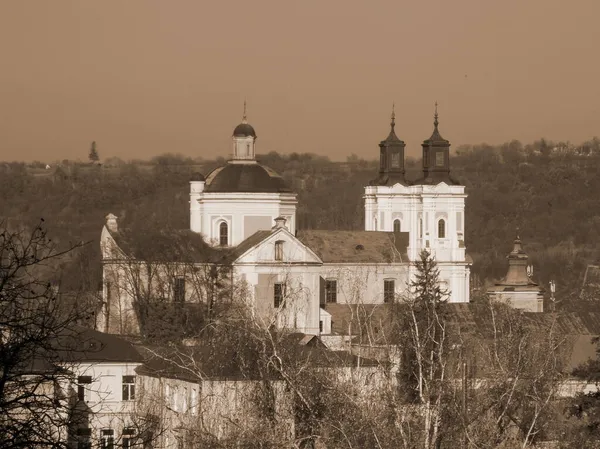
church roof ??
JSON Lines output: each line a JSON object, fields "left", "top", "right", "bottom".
{"left": 297, "top": 230, "right": 408, "bottom": 263}
{"left": 204, "top": 162, "right": 293, "bottom": 194}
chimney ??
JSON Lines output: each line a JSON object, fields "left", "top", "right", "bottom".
{"left": 105, "top": 213, "right": 118, "bottom": 233}
{"left": 273, "top": 216, "right": 287, "bottom": 230}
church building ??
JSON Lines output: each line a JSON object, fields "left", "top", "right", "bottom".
{"left": 364, "top": 105, "right": 471, "bottom": 303}
{"left": 98, "top": 105, "right": 471, "bottom": 338}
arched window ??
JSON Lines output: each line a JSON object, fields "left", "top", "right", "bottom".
{"left": 246, "top": 143, "right": 250, "bottom": 156}
{"left": 393, "top": 219, "right": 401, "bottom": 233}
{"left": 419, "top": 218, "right": 423, "bottom": 238}
{"left": 438, "top": 219, "right": 446, "bottom": 239}
{"left": 219, "top": 222, "right": 228, "bottom": 246}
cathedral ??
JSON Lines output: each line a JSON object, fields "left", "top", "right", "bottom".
{"left": 99, "top": 105, "right": 473, "bottom": 337}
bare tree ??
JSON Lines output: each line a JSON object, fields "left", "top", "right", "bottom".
{"left": 0, "top": 219, "right": 87, "bottom": 448}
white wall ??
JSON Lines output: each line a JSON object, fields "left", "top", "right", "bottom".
{"left": 191, "top": 190, "right": 297, "bottom": 246}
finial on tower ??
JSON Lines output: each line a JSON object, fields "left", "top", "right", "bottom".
{"left": 242, "top": 99, "right": 247, "bottom": 124}
{"left": 391, "top": 102, "right": 396, "bottom": 130}
{"left": 434, "top": 101, "right": 439, "bottom": 129}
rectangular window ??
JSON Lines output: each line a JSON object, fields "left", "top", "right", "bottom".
{"left": 173, "top": 277, "right": 185, "bottom": 303}
{"left": 390, "top": 152, "right": 400, "bottom": 168}
{"left": 122, "top": 428, "right": 136, "bottom": 449}
{"left": 274, "top": 282, "right": 285, "bottom": 308}
{"left": 436, "top": 151, "right": 445, "bottom": 167}
{"left": 319, "top": 321, "right": 323, "bottom": 333}
{"left": 384, "top": 279, "right": 395, "bottom": 303}
{"left": 77, "top": 376, "right": 92, "bottom": 402}
{"left": 191, "top": 388, "right": 198, "bottom": 416}
{"left": 122, "top": 376, "right": 135, "bottom": 401}
{"left": 274, "top": 241, "right": 284, "bottom": 261}
{"left": 325, "top": 280, "right": 337, "bottom": 303}
{"left": 101, "top": 429, "right": 114, "bottom": 449}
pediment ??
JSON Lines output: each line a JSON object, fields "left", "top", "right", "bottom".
{"left": 234, "top": 229, "right": 323, "bottom": 265}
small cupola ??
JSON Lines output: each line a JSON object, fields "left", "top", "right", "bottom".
{"left": 503, "top": 232, "right": 532, "bottom": 286}
{"left": 232, "top": 100, "right": 257, "bottom": 162}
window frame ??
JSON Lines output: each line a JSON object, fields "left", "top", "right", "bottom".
{"left": 219, "top": 221, "right": 228, "bottom": 246}
{"left": 274, "top": 240, "right": 284, "bottom": 261}
{"left": 173, "top": 276, "right": 185, "bottom": 303}
{"left": 384, "top": 279, "right": 395, "bottom": 303}
{"left": 274, "top": 282, "right": 286, "bottom": 308}
{"left": 100, "top": 429, "right": 114, "bottom": 449}
{"left": 438, "top": 218, "right": 446, "bottom": 239}
{"left": 393, "top": 219, "right": 401, "bottom": 233}
{"left": 77, "top": 376, "right": 92, "bottom": 402}
{"left": 122, "top": 428, "right": 136, "bottom": 449}
{"left": 325, "top": 279, "right": 337, "bottom": 303}
{"left": 122, "top": 376, "right": 135, "bottom": 401}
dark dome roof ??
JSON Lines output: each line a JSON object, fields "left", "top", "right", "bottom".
{"left": 204, "top": 163, "right": 292, "bottom": 193}
{"left": 233, "top": 122, "right": 257, "bottom": 138}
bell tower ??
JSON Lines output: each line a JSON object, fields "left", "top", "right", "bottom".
{"left": 370, "top": 104, "right": 408, "bottom": 186}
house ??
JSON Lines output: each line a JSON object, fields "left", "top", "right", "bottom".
{"left": 55, "top": 327, "right": 145, "bottom": 449}
{"left": 134, "top": 332, "right": 386, "bottom": 448}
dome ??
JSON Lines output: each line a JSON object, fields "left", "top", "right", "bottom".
{"left": 204, "top": 163, "right": 292, "bottom": 193}
{"left": 233, "top": 122, "right": 257, "bottom": 138}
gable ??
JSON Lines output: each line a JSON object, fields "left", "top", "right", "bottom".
{"left": 233, "top": 229, "right": 322, "bottom": 265}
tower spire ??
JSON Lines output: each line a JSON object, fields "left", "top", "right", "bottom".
{"left": 434, "top": 101, "right": 439, "bottom": 129}
{"left": 391, "top": 102, "right": 396, "bottom": 131}
{"left": 242, "top": 99, "right": 247, "bottom": 123}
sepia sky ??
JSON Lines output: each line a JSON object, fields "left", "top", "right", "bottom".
{"left": 0, "top": 0, "right": 599, "bottom": 162}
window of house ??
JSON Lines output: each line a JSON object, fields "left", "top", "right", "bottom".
{"left": 438, "top": 219, "right": 446, "bottom": 239}
{"left": 77, "top": 376, "right": 92, "bottom": 402}
{"left": 384, "top": 279, "right": 395, "bottom": 303}
{"left": 393, "top": 219, "right": 401, "bottom": 233}
{"left": 122, "top": 376, "right": 135, "bottom": 401}
{"left": 122, "top": 428, "right": 136, "bottom": 449}
{"left": 274, "top": 282, "right": 285, "bottom": 308}
{"left": 274, "top": 240, "right": 284, "bottom": 261}
{"left": 173, "top": 277, "right": 185, "bottom": 303}
{"left": 419, "top": 218, "right": 423, "bottom": 238}
{"left": 100, "top": 429, "right": 114, "bottom": 449}
{"left": 319, "top": 321, "right": 323, "bottom": 333}
{"left": 191, "top": 388, "right": 198, "bottom": 416}
{"left": 325, "top": 280, "right": 337, "bottom": 303}
{"left": 182, "top": 387, "right": 188, "bottom": 413}
{"left": 219, "top": 222, "right": 228, "bottom": 246}
{"left": 390, "top": 152, "right": 400, "bottom": 168}
{"left": 76, "top": 428, "right": 92, "bottom": 449}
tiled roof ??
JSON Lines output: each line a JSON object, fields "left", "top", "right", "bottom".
{"left": 136, "top": 332, "right": 380, "bottom": 382}
{"left": 108, "top": 228, "right": 230, "bottom": 264}
{"left": 297, "top": 230, "right": 408, "bottom": 264}
{"left": 228, "top": 230, "right": 274, "bottom": 260}
{"left": 54, "top": 327, "right": 144, "bottom": 364}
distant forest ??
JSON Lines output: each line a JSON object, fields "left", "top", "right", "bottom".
{"left": 2, "top": 136, "right": 600, "bottom": 305}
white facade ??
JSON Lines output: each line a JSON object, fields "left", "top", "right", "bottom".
{"left": 364, "top": 182, "right": 470, "bottom": 303}
{"left": 190, "top": 187, "right": 297, "bottom": 246}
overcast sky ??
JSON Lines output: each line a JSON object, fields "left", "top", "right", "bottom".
{"left": 1, "top": 0, "right": 599, "bottom": 162}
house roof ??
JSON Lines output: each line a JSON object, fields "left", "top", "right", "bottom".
{"left": 136, "top": 332, "right": 380, "bottom": 383}
{"left": 54, "top": 327, "right": 144, "bottom": 364}
{"left": 297, "top": 230, "right": 408, "bottom": 263}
